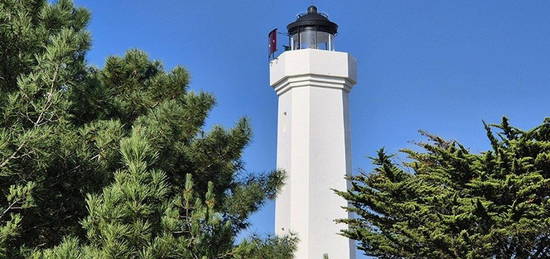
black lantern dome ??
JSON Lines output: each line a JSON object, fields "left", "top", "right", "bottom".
{"left": 288, "top": 6, "right": 338, "bottom": 35}
{"left": 287, "top": 6, "right": 338, "bottom": 51}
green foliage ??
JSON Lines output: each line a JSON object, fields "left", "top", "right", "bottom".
{"left": 32, "top": 131, "right": 295, "bottom": 258}
{"left": 0, "top": 0, "right": 295, "bottom": 257}
{"left": 0, "top": 0, "right": 93, "bottom": 254}
{"left": 0, "top": 182, "right": 35, "bottom": 257}
{"left": 231, "top": 234, "right": 298, "bottom": 259}
{"left": 338, "top": 118, "right": 550, "bottom": 258}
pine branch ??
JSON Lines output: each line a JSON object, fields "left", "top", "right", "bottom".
{"left": 34, "top": 64, "right": 60, "bottom": 127}
{"left": 0, "top": 139, "right": 27, "bottom": 169}
{"left": 0, "top": 198, "right": 19, "bottom": 221}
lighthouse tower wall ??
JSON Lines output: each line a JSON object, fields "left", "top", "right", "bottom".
{"left": 270, "top": 49, "right": 356, "bottom": 259}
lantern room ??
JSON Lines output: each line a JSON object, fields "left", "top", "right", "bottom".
{"left": 287, "top": 6, "right": 338, "bottom": 51}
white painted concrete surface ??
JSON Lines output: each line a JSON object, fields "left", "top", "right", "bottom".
{"left": 270, "top": 49, "right": 357, "bottom": 259}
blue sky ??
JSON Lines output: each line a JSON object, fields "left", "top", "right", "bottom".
{"left": 75, "top": 1, "right": 550, "bottom": 257}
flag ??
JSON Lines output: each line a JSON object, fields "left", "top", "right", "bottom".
{"left": 268, "top": 28, "right": 277, "bottom": 58}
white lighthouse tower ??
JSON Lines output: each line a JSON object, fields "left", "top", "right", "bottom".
{"left": 270, "top": 6, "right": 357, "bottom": 259}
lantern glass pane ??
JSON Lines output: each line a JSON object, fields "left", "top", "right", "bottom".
{"left": 290, "top": 30, "right": 334, "bottom": 51}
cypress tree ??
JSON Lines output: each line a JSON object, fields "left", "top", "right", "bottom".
{"left": 0, "top": 0, "right": 295, "bottom": 257}
{"left": 337, "top": 118, "right": 550, "bottom": 258}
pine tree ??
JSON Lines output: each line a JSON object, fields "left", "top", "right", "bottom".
{"left": 0, "top": 0, "right": 295, "bottom": 257}
{"left": 337, "top": 118, "right": 550, "bottom": 258}
{"left": 1, "top": 0, "right": 93, "bottom": 254}
{"left": 32, "top": 130, "right": 296, "bottom": 258}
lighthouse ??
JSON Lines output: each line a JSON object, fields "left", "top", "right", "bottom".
{"left": 270, "top": 6, "right": 357, "bottom": 259}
